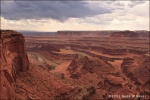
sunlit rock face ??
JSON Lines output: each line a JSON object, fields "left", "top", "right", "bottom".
{"left": 0, "top": 30, "right": 29, "bottom": 100}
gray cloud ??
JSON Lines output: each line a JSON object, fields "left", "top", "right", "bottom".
{"left": 128, "top": 1, "right": 145, "bottom": 8}
{"left": 1, "top": 0, "right": 113, "bottom": 21}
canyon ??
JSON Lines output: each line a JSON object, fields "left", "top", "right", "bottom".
{"left": 0, "top": 30, "right": 149, "bottom": 99}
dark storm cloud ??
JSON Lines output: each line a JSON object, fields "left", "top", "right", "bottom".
{"left": 1, "top": 0, "right": 113, "bottom": 21}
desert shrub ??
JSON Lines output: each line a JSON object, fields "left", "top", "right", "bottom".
{"left": 51, "top": 65, "right": 56, "bottom": 70}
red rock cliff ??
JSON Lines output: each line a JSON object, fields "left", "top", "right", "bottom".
{"left": 0, "top": 30, "right": 29, "bottom": 99}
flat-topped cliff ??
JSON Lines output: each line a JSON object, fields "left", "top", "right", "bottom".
{"left": 57, "top": 31, "right": 113, "bottom": 37}
{"left": 110, "top": 31, "right": 139, "bottom": 37}
{"left": 0, "top": 30, "right": 29, "bottom": 99}
{"left": 57, "top": 30, "right": 149, "bottom": 37}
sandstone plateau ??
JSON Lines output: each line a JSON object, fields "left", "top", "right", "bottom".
{"left": 57, "top": 30, "right": 149, "bottom": 37}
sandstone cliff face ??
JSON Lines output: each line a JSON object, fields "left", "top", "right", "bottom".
{"left": 111, "top": 31, "right": 139, "bottom": 37}
{"left": 57, "top": 30, "right": 149, "bottom": 37}
{"left": 57, "top": 31, "right": 114, "bottom": 37}
{"left": 0, "top": 30, "right": 29, "bottom": 99}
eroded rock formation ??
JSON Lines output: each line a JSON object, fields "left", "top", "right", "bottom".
{"left": 0, "top": 30, "right": 29, "bottom": 99}
{"left": 67, "top": 56, "right": 114, "bottom": 79}
{"left": 55, "top": 85, "right": 96, "bottom": 100}
{"left": 121, "top": 56, "right": 150, "bottom": 96}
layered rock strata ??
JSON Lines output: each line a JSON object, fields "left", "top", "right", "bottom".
{"left": 0, "top": 30, "right": 29, "bottom": 99}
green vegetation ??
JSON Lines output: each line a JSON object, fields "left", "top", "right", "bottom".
{"left": 50, "top": 65, "right": 56, "bottom": 70}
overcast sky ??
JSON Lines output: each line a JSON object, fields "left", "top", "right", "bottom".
{"left": 1, "top": 0, "right": 149, "bottom": 31}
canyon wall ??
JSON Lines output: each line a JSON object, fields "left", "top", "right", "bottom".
{"left": 0, "top": 30, "right": 29, "bottom": 99}
{"left": 57, "top": 30, "right": 149, "bottom": 37}
{"left": 57, "top": 31, "right": 113, "bottom": 37}
{"left": 110, "top": 31, "right": 139, "bottom": 37}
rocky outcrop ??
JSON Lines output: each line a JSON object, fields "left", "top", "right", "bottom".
{"left": 97, "top": 76, "right": 124, "bottom": 93}
{"left": 0, "top": 30, "right": 29, "bottom": 99}
{"left": 67, "top": 56, "right": 114, "bottom": 79}
{"left": 111, "top": 31, "right": 139, "bottom": 37}
{"left": 136, "top": 30, "right": 149, "bottom": 37}
{"left": 55, "top": 85, "right": 96, "bottom": 100}
{"left": 121, "top": 56, "right": 150, "bottom": 96}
